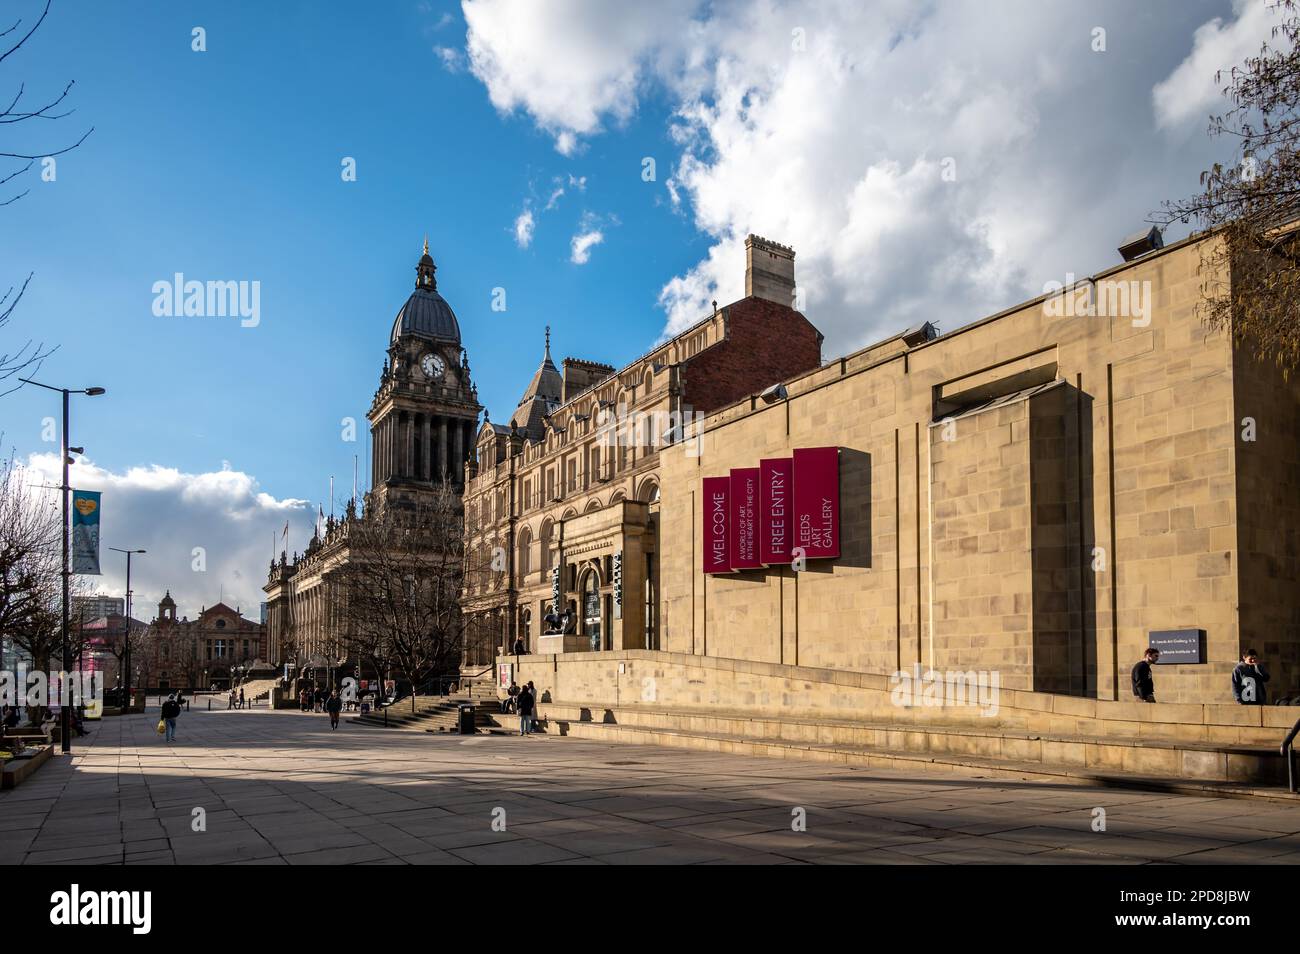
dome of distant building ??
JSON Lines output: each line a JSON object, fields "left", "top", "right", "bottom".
{"left": 390, "top": 238, "right": 461, "bottom": 345}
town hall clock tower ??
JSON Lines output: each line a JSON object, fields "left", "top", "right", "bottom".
{"left": 367, "top": 239, "right": 481, "bottom": 515}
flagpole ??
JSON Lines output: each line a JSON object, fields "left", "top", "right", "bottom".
{"left": 330, "top": 476, "right": 334, "bottom": 521}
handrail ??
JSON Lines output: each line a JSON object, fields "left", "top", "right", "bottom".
{"left": 1281, "top": 716, "right": 1300, "bottom": 793}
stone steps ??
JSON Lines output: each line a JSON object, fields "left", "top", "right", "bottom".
{"left": 534, "top": 700, "right": 1291, "bottom": 788}
{"left": 350, "top": 698, "right": 503, "bottom": 733}
{"left": 538, "top": 717, "right": 1300, "bottom": 802}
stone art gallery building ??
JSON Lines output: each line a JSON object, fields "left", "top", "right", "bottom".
{"left": 498, "top": 224, "right": 1300, "bottom": 713}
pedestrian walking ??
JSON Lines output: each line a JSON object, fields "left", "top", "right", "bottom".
{"left": 160, "top": 693, "right": 181, "bottom": 743}
{"left": 227, "top": 689, "right": 236, "bottom": 710}
{"left": 326, "top": 691, "right": 343, "bottom": 730}
{"left": 1232, "top": 649, "right": 1270, "bottom": 704}
{"left": 299, "top": 688, "right": 308, "bottom": 712}
{"left": 1131, "top": 647, "right": 1159, "bottom": 702}
{"left": 239, "top": 687, "right": 245, "bottom": 710}
{"left": 517, "top": 683, "right": 535, "bottom": 735}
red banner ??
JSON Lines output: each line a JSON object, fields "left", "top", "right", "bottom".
{"left": 759, "top": 457, "right": 793, "bottom": 565}
{"left": 793, "top": 446, "right": 840, "bottom": 559}
{"left": 702, "top": 476, "right": 733, "bottom": 573}
{"left": 729, "top": 467, "right": 761, "bottom": 570}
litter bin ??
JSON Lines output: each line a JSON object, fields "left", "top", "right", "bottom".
{"left": 457, "top": 704, "right": 476, "bottom": 735}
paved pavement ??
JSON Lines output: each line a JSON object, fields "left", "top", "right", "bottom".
{"left": 4, "top": 705, "right": 1300, "bottom": 865}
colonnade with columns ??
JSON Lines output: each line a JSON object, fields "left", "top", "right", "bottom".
{"left": 372, "top": 411, "right": 476, "bottom": 487}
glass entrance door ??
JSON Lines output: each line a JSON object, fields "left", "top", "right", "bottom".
{"left": 583, "top": 574, "right": 601, "bottom": 651}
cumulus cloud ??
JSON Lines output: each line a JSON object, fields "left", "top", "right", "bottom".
{"left": 463, "top": 0, "right": 697, "bottom": 152}
{"left": 513, "top": 208, "right": 535, "bottom": 247}
{"left": 1153, "top": 0, "right": 1279, "bottom": 129}
{"left": 570, "top": 226, "right": 604, "bottom": 264}
{"left": 22, "top": 453, "right": 309, "bottom": 624}
{"left": 462, "top": 0, "right": 1249, "bottom": 354}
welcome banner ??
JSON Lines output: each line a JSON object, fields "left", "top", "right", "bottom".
{"left": 702, "top": 476, "right": 733, "bottom": 574}
{"left": 71, "top": 489, "right": 102, "bottom": 575}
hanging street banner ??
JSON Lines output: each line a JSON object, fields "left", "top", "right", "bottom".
{"left": 71, "top": 490, "right": 102, "bottom": 575}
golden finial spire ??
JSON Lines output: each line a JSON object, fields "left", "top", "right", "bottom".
{"left": 423, "top": 235, "right": 429, "bottom": 256}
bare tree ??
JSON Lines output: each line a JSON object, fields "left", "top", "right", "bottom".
{"left": 1, "top": 0, "right": 94, "bottom": 394}
{"left": 1155, "top": 0, "right": 1300, "bottom": 373}
{"left": 0, "top": 453, "right": 60, "bottom": 668}
{"left": 336, "top": 486, "right": 467, "bottom": 712}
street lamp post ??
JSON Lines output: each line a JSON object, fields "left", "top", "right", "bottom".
{"left": 18, "top": 378, "right": 106, "bottom": 755}
{"left": 109, "top": 547, "right": 146, "bottom": 712}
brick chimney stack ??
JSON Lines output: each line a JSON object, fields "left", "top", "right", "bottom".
{"left": 744, "top": 235, "right": 796, "bottom": 308}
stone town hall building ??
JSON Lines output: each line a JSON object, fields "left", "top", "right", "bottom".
{"left": 265, "top": 235, "right": 822, "bottom": 677}
{"left": 461, "top": 236, "right": 824, "bottom": 667}
{"left": 263, "top": 241, "right": 481, "bottom": 674}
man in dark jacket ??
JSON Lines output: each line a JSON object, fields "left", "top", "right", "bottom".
{"left": 326, "top": 691, "right": 343, "bottom": 729}
{"left": 161, "top": 694, "right": 181, "bottom": 742}
{"left": 516, "top": 685, "right": 534, "bottom": 736}
{"left": 1232, "top": 649, "right": 1270, "bottom": 704}
{"left": 1132, "top": 647, "right": 1159, "bottom": 702}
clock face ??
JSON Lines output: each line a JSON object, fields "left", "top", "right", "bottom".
{"left": 421, "top": 353, "right": 445, "bottom": 379}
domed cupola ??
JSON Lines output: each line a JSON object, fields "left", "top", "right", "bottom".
{"left": 390, "top": 238, "right": 461, "bottom": 345}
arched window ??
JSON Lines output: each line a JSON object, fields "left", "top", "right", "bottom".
{"left": 517, "top": 525, "right": 532, "bottom": 580}
{"left": 540, "top": 518, "right": 554, "bottom": 571}
{"left": 638, "top": 478, "right": 660, "bottom": 503}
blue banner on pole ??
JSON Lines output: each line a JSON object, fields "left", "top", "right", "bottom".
{"left": 72, "top": 490, "right": 102, "bottom": 575}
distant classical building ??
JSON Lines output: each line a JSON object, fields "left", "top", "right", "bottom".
{"left": 145, "top": 592, "right": 267, "bottom": 691}
{"left": 263, "top": 240, "right": 481, "bottom": 675}
{"left": 462, "top": 236, "right": 823, "bottom": 666}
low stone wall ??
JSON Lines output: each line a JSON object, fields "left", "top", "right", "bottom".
{"left": 503, "top": 650, "right": 1300, "bottom": 748}
{"left": 1, "top": 744, "right": 53, "bottom": 790}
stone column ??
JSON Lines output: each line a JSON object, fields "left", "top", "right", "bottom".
{"left": 422, "top": 416, "right": 432, "bottom": 481}
{"left": 405, "top": 414, "right": 415, "bottom": 478}
{"left": 453, "top": 421, "right": 463, "bottom": 485}
{"left": 438, "top": 418, "right": 449, "bottom": 481}
{"left": 390, "top": 417, "right": 400, "bottom": 478}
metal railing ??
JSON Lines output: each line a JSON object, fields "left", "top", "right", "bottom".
{"left": 1281, "top": 716, "right": 1300, "bottom": 793}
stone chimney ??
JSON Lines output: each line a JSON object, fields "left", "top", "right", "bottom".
{"left": 744, "top": 235, "right": 796, "bottom": 307}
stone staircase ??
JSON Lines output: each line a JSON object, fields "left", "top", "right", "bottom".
{"left": 533, "top": 699, "right": 1297, "bottom": 799}
{"left": 350, "top": 696, "right": 506, "bottom": 734}
{"left": 237, "top": 678, "right": 280, "bottom": 705}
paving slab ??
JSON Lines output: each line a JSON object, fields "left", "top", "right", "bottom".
{"left": 6, "top": 705, "right": 1300, "bottom": 865}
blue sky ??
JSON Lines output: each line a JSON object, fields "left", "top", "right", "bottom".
{"left": 1, "top": 0, "right": 1274, "bottom": 617}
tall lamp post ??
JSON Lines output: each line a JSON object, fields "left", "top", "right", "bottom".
{"left": 109, "top": 547, "right": 146, "bottom": 711}
{"left": 19, "top": 378, "right": 106, "bottom": 754}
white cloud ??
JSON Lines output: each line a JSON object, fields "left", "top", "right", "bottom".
{"left": 513, "top": 208, "right": 535, "bottom": 247}
{"left": 23, "top": 453, "right": 309, "bottom": 624}
{"left": 1153, "top": 0, "right": 1279, "bottom": 129}
{"left": 570, "top": 227, "right": 604, "bottom": 264}
{"left": 463, "top": 0, "right": 697, "bottom": 153}
{"left": 461, "top": 0, "right": 1249, "bottom": 354}
{"left": 434, "top": 45, "right": 466, "bottom": 73}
